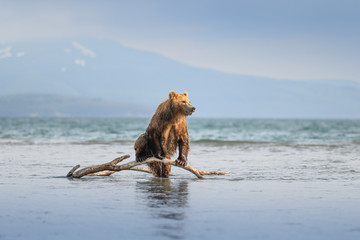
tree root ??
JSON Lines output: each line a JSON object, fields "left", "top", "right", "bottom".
{"left": 66, "top": 155, "right": 231, "bottom": 179}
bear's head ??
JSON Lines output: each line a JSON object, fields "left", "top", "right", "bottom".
{"left": 169, "top": 90, "right": 196, "bottom": 116}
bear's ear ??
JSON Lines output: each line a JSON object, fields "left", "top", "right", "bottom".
{"left": 184, "top": 92, "right": 188, "bottom": 97}
{"left": 169, "top": 90, "right": 176, "bottom": 99}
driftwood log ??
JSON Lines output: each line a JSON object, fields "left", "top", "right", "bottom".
{"left": 67, "top": 155, "right": 231, "bottom": 179}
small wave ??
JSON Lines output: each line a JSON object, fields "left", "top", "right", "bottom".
{"left": 192, "top": 139, "right": 270, "bottom": 145}
{"left": 1, "top": 138, "right": 359, "bottom": 147}
{"left": 0, "top": 135, "right": 14, "bottom": 139}
{"left": 190, "top": 139, "right": 359, "bottom": 148}
{"left": 71, "top": 140, "right": 133, "bottom": 145}
{"left": 0, "top": 139, "right": 135, "bottom": 145}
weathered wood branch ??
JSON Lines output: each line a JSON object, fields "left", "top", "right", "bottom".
{"left": 86, "top": 167, "right": 152, "bottom": 176}
{"left": 66, "top": 165, "right": 80, "bottom": 177}
{"left": 198, "top": 170, "right": 231, "bottom": 175}
{"left": 70, "top": 155, "right": 130, "bottom": 178}
{"left": 145, "top": 157, "right": 204, "bottom": 178}
{"left": 67, "top": 155, "right": 231, "bottom": 179}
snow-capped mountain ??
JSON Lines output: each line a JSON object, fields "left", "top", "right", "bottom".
{"left": 1, "top": 39, "right": 360, "bottom": 118}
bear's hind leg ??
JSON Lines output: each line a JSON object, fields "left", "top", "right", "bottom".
{"left": 134, "top": 133, "right": 153, "bottom": 162}
{"left": 147, "top": 162, "right": 171, "bottom": 177}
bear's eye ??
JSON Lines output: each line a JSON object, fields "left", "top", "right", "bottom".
{"left": 182, "top": 101, "right": 186, "bottom": 103}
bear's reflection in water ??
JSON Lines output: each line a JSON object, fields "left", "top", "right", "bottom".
{"left": 136, "top": 178, "right": 189, "bottom": 239}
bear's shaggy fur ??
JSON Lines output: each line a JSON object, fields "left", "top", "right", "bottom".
{"left": 134, "top": 90, "right": 196, "bottom": 177}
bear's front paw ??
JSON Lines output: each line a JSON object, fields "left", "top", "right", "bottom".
{"left": 175, "top": 158, "right": 187, "bottom": 167}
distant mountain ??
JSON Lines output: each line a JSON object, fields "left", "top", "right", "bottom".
{"left": 1, "top": 39, "right": 360, "bottom": 118}
{"left": 0, "top": 94, "right": 151, "bottom": 117}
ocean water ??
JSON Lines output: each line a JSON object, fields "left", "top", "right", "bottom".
{"left": 1, "top": 118, "right": 360, "bottom": 240}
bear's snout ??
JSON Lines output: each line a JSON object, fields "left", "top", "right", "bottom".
{"left": 186, "top": 105, "right": 196, "bottom": 115}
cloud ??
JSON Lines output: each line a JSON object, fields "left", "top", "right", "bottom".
{"left": 17, "top": 52, "right": 25, "bottom": 57}
{"left": 0, "top": 46, "right": 12, "bottom": 59}
{"left": 74, "top": 59, "right": 85, "bottom": 66}
{"left": 72, "top": 41, "right": 96, "bottom": 58}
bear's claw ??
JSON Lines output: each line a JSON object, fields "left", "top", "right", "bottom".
{"left": 175, "top": 158, "right": 187, "bottom": 167}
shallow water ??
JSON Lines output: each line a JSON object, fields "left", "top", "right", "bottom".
{"left": 1, "top": 118, "right": 360, "bottom": 239}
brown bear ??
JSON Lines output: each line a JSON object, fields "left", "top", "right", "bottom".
{"left": 134, "top": 90, "right": 196, "bottom": 177}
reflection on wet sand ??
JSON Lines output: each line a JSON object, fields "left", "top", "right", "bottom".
{"left": 136, "top": 178, "right": 189, "bottom": 239}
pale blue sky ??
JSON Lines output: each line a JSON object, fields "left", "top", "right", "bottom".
{"left": 1, "top": 0, "right": 359, "bottom": 81}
